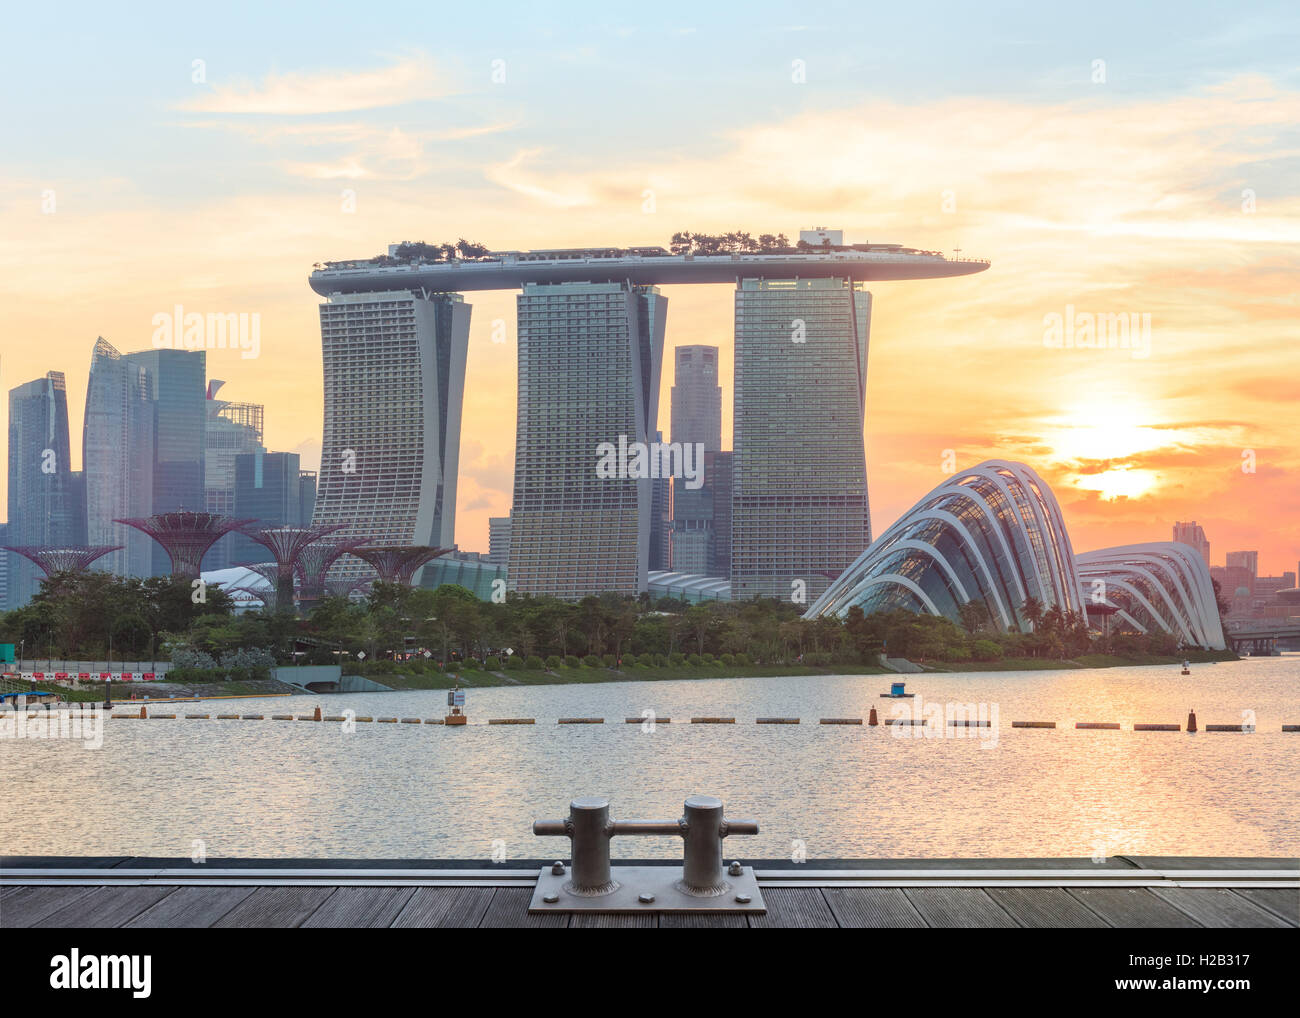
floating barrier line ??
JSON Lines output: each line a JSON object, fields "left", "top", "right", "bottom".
{"left": 1075, "top": 722, "right": 1120, "bottom": 730}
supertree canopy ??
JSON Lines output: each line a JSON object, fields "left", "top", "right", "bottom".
{"left": 114, "top": 512, "right": 253, "bottom": 579}
{"left": 2, "top": 545, "right": 122, "bottom": 577}
{"left": 295, "top": 535, "right": 370, "bottom": 604}
{"left": 324, "top": 573, "right": 376, "bottom": 600}
{"left": 239, "top": 523, "right": 348, "bottom": 609}
{"left": 349, "top": 545, "right": 454, "bottom": 586}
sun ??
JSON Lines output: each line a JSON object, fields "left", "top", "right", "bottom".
{"left": 1072, "top": 466, "right": 1161, "bottom": 500}
{"left": 1036, "top": 400, "right": 1182, "bottom": 500}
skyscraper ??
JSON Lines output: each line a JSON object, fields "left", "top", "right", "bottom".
{"left": 1172, "top": 520, "right": 1210, "bottom": 566}
{"left": 203, "top": 382, "right": 265, "bottom": 569}
{"left": 670, "top": 345, "right": 722, "bottom": 453}
{"left": 669, "top": 345, "right": 723, "bottom": 574}
{"left": 508, "top": 281, "right": 666, "bottom": 597}
{"left": 488, "top": 516, "right": 512, "bottom": 566}
{"left": 311, "top": 290, "right": 469, "bottom": 581}
{"left": 230, "top": 451, "right": 307, "bottom": 564}
{"left": 1226, "top": 550, "right": 1259, "bottom": 579}
{"left": 122, "top": 348, "right": 207, "bottom": 575}
{"left": 730, "top": 277, "right": 871, "bottom": 601}
{"left": 6, "top": 371, "right": 82, "bottom": 607}
{"left": 83, "top": 338, "right": 156, "bottom": 579}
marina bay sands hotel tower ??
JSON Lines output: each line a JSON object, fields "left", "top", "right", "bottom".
{"left": 308, "top": 232, "right": 986, "bottom": 597}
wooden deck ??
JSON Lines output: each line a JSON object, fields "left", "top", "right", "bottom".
{"left": 3, "top": 858, "right": 1296, "bottom": 929}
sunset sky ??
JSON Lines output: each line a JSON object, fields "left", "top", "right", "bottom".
{"left": 2, "top": 2, "right": 1297, "bottom": 574}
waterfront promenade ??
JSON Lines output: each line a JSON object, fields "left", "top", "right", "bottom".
{"left": 2, "top": 857, "right": 1295, "bottom": 928}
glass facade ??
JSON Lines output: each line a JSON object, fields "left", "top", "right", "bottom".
{"left": 311, "top": 290, "right": 470, "bottom": 583}
{"left": 508, "top": 281, "right": 666, "bottom": 598}
{"left": 731, "top": 277, "right": 871, "bottom": 600}
{"left": 5, "top": 372, "right": 82, "bottom": 607}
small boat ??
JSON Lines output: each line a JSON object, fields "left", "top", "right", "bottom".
{"left": 879, "top": 681, "right": 915, "bottom": 699}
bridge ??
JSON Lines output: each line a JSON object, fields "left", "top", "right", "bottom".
{"left": 1223, "top": 620, "right": 1300, "bottom": 655}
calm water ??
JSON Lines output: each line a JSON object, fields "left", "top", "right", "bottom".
{"left": 2, "top": 656, "right": 1296, "bottom": 860}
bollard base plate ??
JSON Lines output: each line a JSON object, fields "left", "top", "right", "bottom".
{"left": 529, "top": 865, "right": 765, "bottom": 914}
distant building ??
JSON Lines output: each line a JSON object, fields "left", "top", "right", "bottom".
{"left": 122, "top": 348, "right": 207, "bottom": 576}
{"left": 311, "top": 290, "right": 469, "bottom": 584}
{"left": 298, "top": 471, "right": 317, "bottom": 527}
{"left": 6, "top": 371, "right": 84, "bottom": 607}
{"left": 487, "top": 516, "right": 512, "bottom": 566}
{"left": 706, "top": 451, "right": 733, "bottom": 577}
{"left": 1225, "top": 550, "right": 1258, "bottom": 578}
{"left": 420, "top": 552, "right": 508, "bottom": 602}
{"left": 649, "top": 430, "right": 673, "bottom": 571}
{"left": 1172, "top": 520, "right": 1210, "bottom": 566}
{"left": 230, "top": 451, "right": 306, "bottom": 563}
{"left": 83, "top": 338, "right": 156, "bottom": 579}
{"left": 508, "top": 281, "right": 666, "bottom": 598}
{"left": 670, "top": 345, "right": 722, "bottom": 453}
{"left": 730, "top": 277, "right": 871, "bottom": 601}
{"left": 203, "top": 384, "right": 265, "bottom": 569}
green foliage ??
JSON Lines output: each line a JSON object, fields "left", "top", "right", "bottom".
{"left": 484, "top": 655, "right": 502, "bottom": 670}
{"left": 544, "top": 655, "right": 562, "bottom": 670}
{"left": 524, "top": 655, "right": 544, "bottom": 670}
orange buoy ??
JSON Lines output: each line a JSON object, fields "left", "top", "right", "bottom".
{"left": 868, "top": 706, "right": 878, "bottom": 726}
{"left": 1187, "top": 709, "right": 1197, "bottom": 733}
{"left": 140, "top": 705, "right": 147, "bottom": 719}
{"left": 313, "top": 705, "right": 322, "bottom": 721}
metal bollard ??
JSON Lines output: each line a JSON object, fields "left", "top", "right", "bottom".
{"left": 533, "top": 794, "right": 758, "bottom": 898}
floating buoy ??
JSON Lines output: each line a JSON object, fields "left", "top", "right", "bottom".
{"left": 139, "top": 706, "right": 147, "bottom": 719}
{"left": 1187, "top": 709, "right": 1198, "bottom": 733}
{"left": 313, "top": 706, "right": 322, "bottom": 721}
{"left": 868, "top": 706, "right": 878, "bottom": 726}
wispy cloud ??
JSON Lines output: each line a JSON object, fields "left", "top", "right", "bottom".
{"left": 179, "top": 55, "right": 445, "bottom": 115}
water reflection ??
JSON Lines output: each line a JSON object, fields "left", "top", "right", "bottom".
{"left": 2, "top": 656, "right": 1296, "bottom": 860}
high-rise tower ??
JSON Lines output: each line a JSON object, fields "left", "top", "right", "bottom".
{"left": 508, "top": 281, "right": 666, "bottom": 597}
{"left": 311, "top": 290, "right": 469, "bottom": 582}
{"left": 83, "top": 338, "right": 156, "bottom": 579}
{"left": 6, "top": 371, "right": 83, "bottom": 607}
{"left": 730, "top": 277, "right": 871, "bottom": 601}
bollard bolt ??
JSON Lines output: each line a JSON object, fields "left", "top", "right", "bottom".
{"left": 551, "top": 860, "right": 566, "bottom": 875}
{"left": 729, "top": 860, "right": 743, "bottom": 877}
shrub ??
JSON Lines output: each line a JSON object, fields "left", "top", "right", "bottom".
{"left": 461, "top": 658, "right": 481, "bottom": 670}
{"left": 719, "top": 653, "right": 736, "bottom": 666}
{"left": 171, "top": 646, "right": 217, "bottom": 670}
{"left": 687, "top": 653, "right": 703, "bottom": 666}
{"left": 702, "top": 652, "right": 716, "bottom": 664}
{"left": 525, "top": 655, "right": 544, "bottom": 670}
{"left": 669, "top": 652, "right": 685, "bottom": 667}
{"left": 504, "top": 654, "right": 524, "bottom": 670}
{"left": 971, "top": 639, "right": 1003, "bottom": 661}
{"left": 654, "top": 654, "right": 669, "bottom": 667}
{"left": 544, "top": 655, "right": 562, "bottom": 670}
{"left": 734, "top": 652, "right": 750, "bottom": 666}
{"left": 621, "top": 653, "right": 637, "bottom": 667}
{"left": 484, "top": 655, "right": 502, "bottom": 670}
{"left": 565, "top": 655, "right": 581, "bottom": 669}
{"left": 582, "top": 654, "right": 601, "bottom": 667}
{"left": 601, "top": 654, "right": 616, "bottom": 668}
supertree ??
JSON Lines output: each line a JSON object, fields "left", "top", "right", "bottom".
{"left": 294, "top": 535, "right": 371, "bottom": 610}
{"left": 349, "top": 545, "right": 454, "bottom": 586}
{"left": 2, "top": 545, "right": 122, "bottom": 578}
{"left": 114, "top": 512, "right": 252, "bottom": 579}
{"left": 324, "top": 573, "right": 376, "bottom": 600}
{"left": 238, "top": 524, "right": 349, "bottom": 611}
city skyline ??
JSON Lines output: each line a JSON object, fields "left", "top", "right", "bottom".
{"left": 2, "top": 4, "right": 1298, "bottom": 574}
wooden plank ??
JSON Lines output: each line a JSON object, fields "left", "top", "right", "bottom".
{"left": 1231, "top": 888, "right": 1299, "bottom": 927}
{"left": 390, "top": 886, "right": 494, "bottom": 928}
{"left": 1151, "top": 888, "right": 1291, "bottom": 929}
{"left": 661, "top": 912, "right": 748, "bottom": 928}
{"left": 903, "top": 888, "right": 1018, "bottom": 928}
{"left": 33, "top": 885, "right": 176, "bottom": 928}
{"left": 1066, "top": 888, "right": 1200, "bottom": 928}
{"left": 747, "top": 888, "right": 838, "bottom": 928}
{"left": 124, "top": 886, "right": 255, "bottom": 928}
{"left": 569, "top": 912, "right": 658, "bottom": 928}
{"left": 480, "top": 887, "right": 566, "bottom": 928}
{"left": 301, "top": 887, "right": 417, "bottom": 928}
{"left": 822, "top": 887, "right": 926, "bottom": 927}
{"left": 0, "top": 886, "right": 100, "bottom": 928}
{"left": 211, "top": 886, "right": 335, "bottom": 928}
{"left": 987, "top": 887, "right": 1108, "bottom": 928}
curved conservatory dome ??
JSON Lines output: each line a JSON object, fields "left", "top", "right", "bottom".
{"left": 1075, "top": 542, "right": 1226, "bottom": 650}
{"left": 806, "top": 460, "right": 1086, "bottom": 631}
